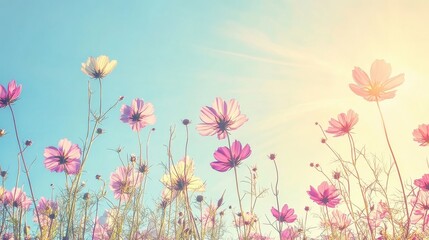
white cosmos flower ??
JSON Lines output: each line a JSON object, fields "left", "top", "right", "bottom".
{"left": 81, "top": 55, "right": 117, "bottom": 79}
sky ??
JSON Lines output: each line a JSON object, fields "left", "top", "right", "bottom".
{"left": 1, "top": 0, "right": 429, "bottom": 238}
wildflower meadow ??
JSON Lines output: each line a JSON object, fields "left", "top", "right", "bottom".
{"left": 2, "top": 1, "right": 429, "bottom": 240}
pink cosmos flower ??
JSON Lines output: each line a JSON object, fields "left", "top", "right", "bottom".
{"left": 110, "top": 166, "right": 143, "bottom": 201}
{"left": 93, "top": 220, "right": 111, "bottom": 240}
{"left": 307, "top": 181, "right": 341, "bottom": 208}
{"left": 241, "top": 233, "right": 273, "bottom": 240}
{"left": 211, "top": 140, "right": 251, "bottom": 172}
{"left": 281, "top": 227, "right": 299, "bottom": 240}
{"left": 271, "top": 204, "right": 297, "bottom": 223}
{"left": 35, "top": 197, "right": 58, "bottom": 227}
{"left": 349, "top": 59, "right": 404, "bottom": 101}
{"left": 410, "top": 191, "right": 429, "bottom": 228}
{"left": 0, "top": 80, "right": 22, "bottom": 108}
{"left": 331, "top": 209, "right": 351, "bottom": 231}
{"left": 325, "top": 110, "right": 358, "bottom": 137}
{"left": 202, "top": 204, "right": 217, "bottom": 229}
{"left": 197, "top": 97, "right": 248, "bottom": 139}
{"left": 3, "top": 188, "right": 32, "bottom": 210}
{"left": 44, "top": 138, "right": 81, "bottom": 175}
{"left": 413, "top": 124, "right": 429, "bottom": 146}
{"left": 414, "top": 174, "right": 429, "bottom": 191}
{"left": 120, "top": 98, "right": 156, "bottom": 131}
{"left": 2, "top": 233, "right": 14, "bottom": 240}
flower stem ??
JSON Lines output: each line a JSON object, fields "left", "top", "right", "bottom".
{"left": 273, "top": 160, "right": 282, "bottom": 239}
{"left": 376, "top": 101, "right": 410, "bottom": 237}
{"left": 8, "top": 105, "right": 42, "bottom": 234}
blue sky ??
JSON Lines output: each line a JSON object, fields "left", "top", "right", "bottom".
{"left": 2, "top": 0, "right": 429, "bottom": 237}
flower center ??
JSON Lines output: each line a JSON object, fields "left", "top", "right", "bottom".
{"left": 174, "top": 178, "right": 188, "bottom": 191}
{"left": 58, "top": 155, "right": 67, "bottom": 164}
{"left": 131, "top": 112, "right": 142, "bottom": 122}
{"left": 217, "top": 118, "right": 230, "bottom": 131}
{"left": 321, "top": 197, "right": 329, "bottom": 204}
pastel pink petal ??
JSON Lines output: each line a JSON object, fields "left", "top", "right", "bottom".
{"left": 58, "top": 139, "right": 72, "bottom": 153}
{"left": 143, "top": 114, "right": 156, "bottom": 125}
{"left": 229, "top": 115, "right": 248, "bottom": 130}
{"left": 227, "top": 99, "right": 240, "bottom": 119}
{"left": 349, "top": 84, "right": 370, "bottom": 99}
{"left": 67, "top": 144, "right": 81, "bottom": 159}
{"left": 196, "top": 124, "right": 217, "bottom": 136}
{"left": 210, "top": 161, "right": 230, "bottom": 172}
{"left": 378, "top": 91, "right": 396, "bottom": 101}
{"left": 65, "top": 160, "right": 80, "bottom": 174}
{"left": 44, "top": 147, "right": 60, "bottom": 158}
{"left": 352, "top": 67, "right": 370, "bottom": 85}
{"left": 370, "top": 60, "right": 391, "bottom": 84}
{"left": 382, "top": 73, "right": 404, "bottom": 91}
{"left": 217, "top": 131, "right": 227, "bottom": 140}
{"left": 212, "top": 97, "right": 224, "bottom": 116}
{"left": 200, "top": 107, "right": 218, "bottom": 123}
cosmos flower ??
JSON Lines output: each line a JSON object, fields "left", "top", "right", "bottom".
{"left": 44, "top": 138, "right": 81, "bottom": 175}
{"left": 161, "top": 156, "right": 205, "bottom": 199}
{"left": 120, "top": 98, "right": 156, "bottom": 131}
{"left": 410, "top": 191, "right": 429, "bottom": 227}
{"left": 34, "top": 197, "right": 59, "bottom": 227}
{"left": 234, "top": 212, "right": 257, "bottom": 227}
{"left": 202, "top": 204, "right": 217, "bottom": 229}
{"left": 271, "top": 204, "right": 297, "bottom": 223}
{"left": 349, "top": 59, "right": 404, "bottom": 101}
{"left": 197, "top": 97, "right": 248, "bottom": 139}
{"left": 307, "top": 181, "right": 341, "bottom": 208}
{"left": 109, "top": 166, "right": 143, "bottom": 201}
{"left": 211, "top": 140, "right": 251, "bottom": 172}
{"left": 325, "top": 110, "right": 358, "bottom": 137}
{"left": 413, "top": 124, "right": 429, "bottom": 146}
{"left": 241, "top": 233, "right": 273, "bottom": 240}
{"left": 281, "top": 227, "right": 299, "bottom": 240}
{"left": 330, "top": 209, "right": 351, "bottom": 231}
{"left": 0, "top": 80, "right": 22, "bottom": 108}
{"left": 414, "top": 174, "right": 429, "bottom": 191}
{"left": 81, "top": 55, "right": 117, "bottom": 79}
{"left": 3, "top": 187, "right": 32, "bottom": 210}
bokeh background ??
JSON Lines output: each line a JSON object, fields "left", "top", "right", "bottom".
{"left": 1, "top": 0, "right": 429, "bottom": 237}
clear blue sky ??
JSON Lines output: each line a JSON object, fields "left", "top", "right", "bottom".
{"left": 2, "top": 1, "right": 429, "bottom": 237}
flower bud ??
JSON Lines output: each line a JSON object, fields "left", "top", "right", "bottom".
{"left": 196, "top": 195, "right": 204, "bottom": 203}
{"left": 25, "top": 140, "right": 32, "bottom": 146}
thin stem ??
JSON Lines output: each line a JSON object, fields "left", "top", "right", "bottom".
{"left": 8, "top": 105, "right": 42, "bottom": 234}
{"left": 348, "top": 133, "right": 374, "bottom": 240}
{"left": 227, "top": 134, "right": 246, "bottom": 240}
{"left": 273, "top": 160, "right": 282, "bottom": 239}
{"left": 376, "top": 101, "right": 410, "bottom": 237}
